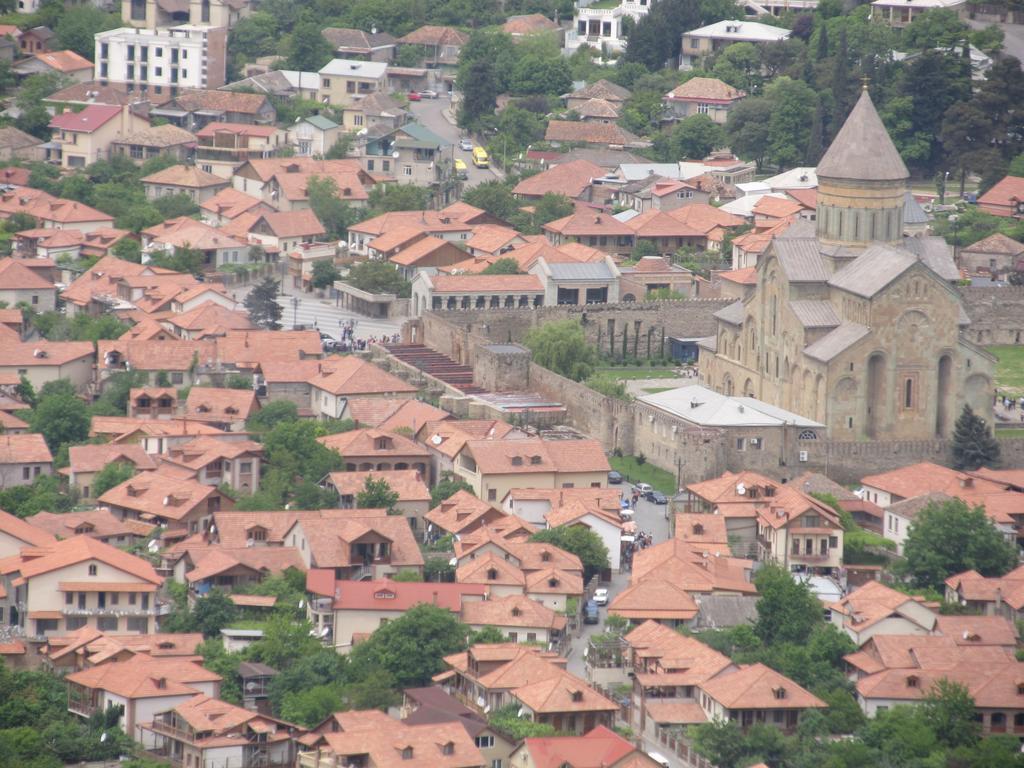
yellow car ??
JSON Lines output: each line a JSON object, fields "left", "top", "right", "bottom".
{"left": 454, "top": 158, "right": 468, "bottom": 179}
{"left": 472, "top": 146, "right": 489, "bottom": 168}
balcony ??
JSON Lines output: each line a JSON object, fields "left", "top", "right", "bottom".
{"left": 63, "top": 606, "right": 156, "bottom": 617}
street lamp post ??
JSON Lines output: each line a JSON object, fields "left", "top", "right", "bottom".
{"left": 948, "top": 214, "right": 960, "bottom": 266}
{"left": 942, "top": 171, "right": 950, "bottom": 206}
{"left": 291, "top": 296, "right": 300, "bottom": 329}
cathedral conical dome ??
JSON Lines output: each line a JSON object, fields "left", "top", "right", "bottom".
{"left": 815, "top": 88, "right": 908, "bottom": 247}
{"left": 817, "top": 89, "right": 909, "bottom": 183}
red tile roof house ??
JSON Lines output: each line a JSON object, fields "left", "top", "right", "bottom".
{"left": 437, "top": 643, "right": 619, "bottom": 735}
{"left": 0, "top": 342, "right": 94, "bottom": 393}
{"left": 664, "top": 76, "right": 746, "bottom": 124}
{"left": 411, "top": 273, "right": 546, "bottom": 316}
{"left": 978, "top": 175, "right": 1024, "bottom": 218}
{"left": 318, "top": 427, "right": 431, "bottom": 475}
{"left": 40, "top": 625, "right": 204, "bottom": 673}
{"left": 140, "top": 164, "right": 230, "bottom": 204}
{"left": 46, "top": 103, "right": 150, "bottom": 170}
{"left": 98, "top": 470, "right": 234, "bottom": 537}
{"left": 0, "top": 506, "right": 57, "bottom": 558}
{"left": 509, "top": 725, "right": 659, "bottom": 768}
{"left": 0, "top": 433, "right": 53, "bottom": 488}
{"left": 461, "top": 593, "right": 568, "bottom": 645}
{"left": 26, "top": 509, "right": 154, "bottom": 548}
{"left": 0, "top": 535, "right": 164, "bottom": 640}
{"left": 158, "top": 436, "right": 264, "bottom": 494}
{"left": 284, "top": 508, "right": 424, "bottom": 580}
{"left": 512, "top": 159, "right": 604, "bottom": 202}
{"left": 59, "top": 443, "right": 158, "bottom": 501}
{"left": 0, "top": 257, "right": 56, "bottom": 311}
{"left": 321, "top": 469, "right": 431, "bottom": 534}
{"left": 141, "top": 216, "right": 253, "bottom": 273}
{"left": 305, "top": 572, "right": 486, "bottom": 652}
{"left": 542, "top": 211, "right": 634, "bottom": 256}
{"left": 306, "top": 355, "right": 419, "bottom": 420}
{"left": 184, "top": 386, "right": 261, "bottom": 431}
{"left": 65, "top": 655, "right": 221, "bottom": 741}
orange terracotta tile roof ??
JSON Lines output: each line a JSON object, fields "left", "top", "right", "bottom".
{"left": 426, "top": 490, "right": 506, "bottom": 536}
{"left": 456, "top": 550, "right": 526, "bottom": 587}
{"left": 545, "top": 498, "right": 622, "bottom": 530}
{"left": 428, "top": 274, "right": 543, "bottom": 293}
{"left": 0, "top": 433, "right": 52, "bottom": 464}
{"left": 376, "top": 400, "right": 451, "bottom": 433}
{"left": 388, "top": 235, "right": 455, "bottom": 267}
{"left": 167, "top": 301, "right": 254, "bottom": 334}
{"left": 184, "top": 546, "right": 305, "bottom": 582}
{"left": 318, "top": 427, "right": 430, "bottom": 460}
{"left": 27, "top": 508, "right": 155, "bottom": 541}
{"left": 543, "top": 211, "right": 632, "bottom": 237}
{"left": 626, "top": 209, "right": 704, "bottom": 238}
{"left": 5, "top": 534, "right": 161, "bottom": 584}
{"left": 326, "top": 469, "right": 430, "bottom": 502}
{"left": 701, "top": 663, "right": 826, "bottom": 710}
{"left": 525, "top": 567, "right": 583, "bottom": 596}
{"left": 753, "top": 195, "right": 806, "bottom": 219}
{"left": 828, "top": 581, "right": 935, "bottom": 632}
{"left": 272, "top": 169, "right": 369, "bottom": 203}
{"left": 462, "top": 593, "right": 567, "bottom": 631}
{"left": 65, "top": 443, "right": 157, "bottom": 475}
{"left": 143, "top": 216, "right": 246, "bottom": 251}
{"left": 465, "top": 225, "right": 523, "bottom": 254}
{"left": 33, "top": 49, "right": 92, "bottom": 73}
{"left": 398, "top": 25, "right": 468, "bottom": 46}
{"left": 456, "top": 528, "right": 582, "bottom": 574}
{"left": 644, "top": 701, "right": 708, "bottom": 726}
{"left": 544, "top": 120, "right": 639, "bottom": 146}
{"left": 66, "top": 655, "right": 220, "bottom": 699}
{"left": 349, "top": 202, "right": 487, "bottom": 237}
{"left": 314, "top": 714, "right": 483, "bottom": 768}
{"left": 630, "top": 539, "right": 756, "bottom": 594}
{"left": 162, "top": 435, "right": 263, "bottom": 472}
{"left": 716, "top": 267, "right": 757, "bottom": 285}
{"left": 229, "top": 593, "right": 277, "bottom": 607}
{"left": 367, "top": 225, "right": 428, "bottom": 254}
{"left": 185, "top": 386, "right": 260, "bottom": 421}
{"left": 98, "top": 471, "right": 222, "bottom": 523}
{"left": 313, "top": 576, "right": 484, "bottom": 612}
{"left": 786, "top": 188, "right": 817, "bottom": 210}
{"left": 0, "top": 257, "right": 53, "bottom": 289}
{"left": 502, "top": 13, "right": 560, "bottom": 34}
{"left": 675, "top": 513, "right": 729, "bottom": 546}
{"left": 512, "top": 159, "right": 603, "bottom": 199}
{"left": 934, "top": 614, "right": 1019, "bottom": 647}
{"left": 308, "top": 356, "right": 419, "bottom": 396}
{"left": 0, "top": 507, "right": 58, "bottom": 548}
{"left": 290, "top": 511, "right": 424, "bottom": 569}
{"left": 0, "top": 340, "right": 93, "bottom": 367}
{"left": 419, "top": 419, "right": 520, "bottom": 460}
{"left": 461, "top": 438, "right": 609, "bottom": 476}
{"left": 142, "top": 164, "right": 227, "bottom": 189}
{"left": 666, "top": 203, "right": 744, "bottom": 233}
{"left": 609, "top": 579, "right": 699, "bottom": 621}
{"left": 254, "top": 209, "right": 326, "bottom": 238}
{"left": 978, "top": 175, "right": 1024, "bottom": 211}
{"left": 512, "top": 669, "right": 617, "bottom": 714}
{"left": 200, "top": 188, "right": 269, "bottom": 219}
{"left": 667, "top": 77, "right": 745, "bottom": 102}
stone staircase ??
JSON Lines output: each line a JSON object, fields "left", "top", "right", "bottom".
{"left": 383, "top": 343, "right": 488, "bottom": 395}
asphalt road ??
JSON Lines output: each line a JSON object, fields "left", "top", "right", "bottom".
{"left": 406, "top": 96, "right": 504, "bottom": 189}
{"left": 967, "top": 19, "right": 1024, "bottom": 64}
{"left": 273, "top": 282, "right": 405, "bottom": 340}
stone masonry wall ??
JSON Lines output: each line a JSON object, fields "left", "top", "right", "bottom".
{"left": 959, "top": 287, "right": 1024, "bottom": 346}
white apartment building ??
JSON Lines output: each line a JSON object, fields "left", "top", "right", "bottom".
{"left": 94, "top": 25, "right": 228, "bottom": 90}
{"left": 564, "top": 0, "right": 654, "bottom": 54}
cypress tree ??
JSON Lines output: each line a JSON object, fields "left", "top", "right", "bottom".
{"left": 951, "top": 404, "right": 1000, "bottom": 470}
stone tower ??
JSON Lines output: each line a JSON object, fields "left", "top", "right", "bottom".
{"left": 815, "top": 89, "right": 909, "bottom": 247}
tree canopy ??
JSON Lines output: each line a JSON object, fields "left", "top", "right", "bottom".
{"left": 523, "top": 319, "right": 597, "bottom": 381}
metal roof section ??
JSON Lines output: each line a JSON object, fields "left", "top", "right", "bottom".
{"left": 803, "top": 322, "right": 871, "bottom": 362}
{"left": 638, "top": 384, "right": 822, "bottom": 427}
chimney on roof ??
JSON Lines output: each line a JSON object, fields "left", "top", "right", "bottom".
{"left": 960, "top": 477, "right": 973, "bottom": 489}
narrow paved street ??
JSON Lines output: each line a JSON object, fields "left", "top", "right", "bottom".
{"left": 406, "top": 97, "right": 505, "bottom": 189}
{"left": 273, "top": 281, "right": 404, "bottom": 340}
{"left": 966, "top": 19, "right": 1024, "bottom": 63}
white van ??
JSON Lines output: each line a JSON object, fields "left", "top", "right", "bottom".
{"left": 646, "top": 752, "right": 671, "bottom": 767}
{"left": 635, "top": 483, "right": 653, "bottom": 495}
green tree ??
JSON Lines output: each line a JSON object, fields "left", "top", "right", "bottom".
{"left": 481, "top": 258, "right": 522, "bottom": 275}
{"left": 367, "top": 183, "right": 430, "bottom": 216}
{"left": 689, "top": 718, "right": 747, "bottom": 768}
{"left": 344, "top": 261, "right": 411, "bottom": 298}
{"left": 347, "top": 603, "right": 468, "bottom": 688}
{"left": 147, "top": 245, "right": 205, "bottom": 275}
{"left": 248, "top": 614, "right": 322, "bottom": 670}
{"left": 0, "top": 474, "right": 73, "bottom": 518}
{"left": 286, "top": 16, "right": 333, "bottom": 72}
{"left": 90, "top": 462, "right": 135, "bottom": 499}
{"left": 713, "top": 42, "right": 762, "bottom": 92}
{"left": 356, "top": 477, "right": 400, "bottom": 514}
{"left": 461, "top": 180, "right": 518, "bottom": 221}
{"left": 489, "top": 704, "right": 557, "bottom": 740}
{"left": 29, "top": 392, "right": 89, "bottom": 452}
{"left": 726, "top": 97, "right": 773, "bottom": 169}
{"left": 430, "top": 471, "right": 474, "bottom": 506}
{"left": 244, "top": 278, "right": 283, "bottom": 330}
{"left": 509, "top": 51, "right": 572, "bottom": 96}
{"left": 764, "top": 76, "right": 818, "bottom": 170}
{"left": 246, "top": 400, "right": 298, "bottom": 432}
{"left": 191, "top": 590, "right": 238, "bottom": 638}
{"left": 324, "top": 132, "right": 355, "bottom": 160}
{"left": 111, "top": 237, "right": 141, "bottom": 263}
{"left": 153, "top": 192, "right": 200, "bottom": 220}
{"left": 921, "top": 679, "right": 980, "bottom": 749}
{"left": 530, "top": 526, "right": 609, "bottom": 578}
{"left": 904, "top": 8, "right": 968, "bottom": 50}
{"left": 670, "top": 114, "right": 724, "bottom": 160}
{"left": 279, "top": 684, "right": 344, "bottom": 727}
{"left": 457, "top": 30, "right": 514, "bottom": 128}
{"left": 55, "top": 7, "right": 120, "bottom": 57}
{"left": 310, "top": 259, "right": 341, "bottom": 290}
{"left": 901, "top": 497, "right": 1018, "bottom": 589}
{"left": 753, "top": 564, "right": 821, "bottom": 645}
{"left": 15, "top": 374, "right": 36, "bottom": 408}
{"left": 951, "top": 404, "right": 1000, "bottom": 470}
{"left": 308, "top": 176, "right": 357, "bottom": 239}
{"left": 523, "top": 319, "right": 597, "bottom": 381}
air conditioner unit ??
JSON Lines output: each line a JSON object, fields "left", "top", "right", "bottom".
{"left": 798, "top": 451, "right": 808, "bottom": 462}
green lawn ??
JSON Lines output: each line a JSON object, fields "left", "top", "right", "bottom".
{"left": 643, "top": 387, "right": 674, "bottom": 394}
{"left": 609, "top": 455, "right": 677, "bottom": 495}
{"left": 593, "top": 367, "right": 680, "bottom": 380}
{"left": 997, "top": 428, "right": 1024, "bottom": 438}
{"left": 988, "top": 345, "right": 1024, "bottom": 395}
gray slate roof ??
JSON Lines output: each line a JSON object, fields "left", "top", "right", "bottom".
{"left": 691, "top": 595, "right": 759, "bottom": 631}
{"left": 888, "top": 491, "right": 955, "bottom": 520}
{"left": 803, "top": 321, "right": 870, "bottom": 362}
{"left": 773, "top": 238, "right": 829, "bottom": 282}
{"left": 788, "top": 300, "right": 840, "bottom": 329}
{"left": 714, "top": 300, "right": 746, "bottom": 326}
{"left": 828, "top": 243, "right": 917, "bottom": 298}
{"left": 903, "top": 191, "right": 929, "bottom": 224}
{"left": 901, "top": 236, "right": 959, "bottom": 281}
{"left": 546, "top": 261, "right": 616, "bottom": 280}
{"left": 816, "top": 90, "right": 909, "bottom": 182}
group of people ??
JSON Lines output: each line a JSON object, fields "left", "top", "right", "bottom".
{"left": 995, "top": 390, "right": 1024, "bottom": 422}
{"left": 322, "top": 326, "right": 402, "bottom": 353}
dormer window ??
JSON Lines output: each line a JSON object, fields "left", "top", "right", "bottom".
{"left": 692, "top": 524, "right": 704, "bottom": 535}
{"left": 511, "top": 607, "right": 522, "bottom": 617}
{"left": 511, "top": 456, "right": 523, "bottom": 466}
{"left": 541, "top": 551, "right": 551, "bottom": 562}
{"left": 88, "top": 565, "right": 97, "bottom": 576}
{"left": 1017, "top": 682, "right": 1024, "bottom": 696}
{"left": 487, "top": 568, "right": 498, "bottom": 580}
{"left": 401, "top": 747, "right": 413, "bottom": 760}
{"left": 375, "top": 437, "right": 392, "bottom": 450}
{"left": 772, "top": 687, "right": 786, "bottom": 700}
{"left": 906, "top": 675, "right": 919, "bottom": 688}
{"left": 441, "top": 742, "right": 454, "bottom": 755}
{"left": 374, "top": 590, "right": 396, "bottom": 599}
{"left": 530, "top": 455, "right": 542, "bottom": 465}
{"left": 249, "top": 526, "right": 267, "bottom": 542}
{"left": 548, "top": 578, "right": 559, "bottom": 588}
{"left": 570, "top": 690, "right": 583, "bottom": 702}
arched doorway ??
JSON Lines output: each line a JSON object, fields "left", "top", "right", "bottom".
{"left": 936, "top": 354, "right": 952, "bottom": 438}
{"left": 866, "top": 353, "right": 886, "bottom": 439}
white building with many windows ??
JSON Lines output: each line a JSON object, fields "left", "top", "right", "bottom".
{"left": 564, "top": 0, "right": 655, "bottom": 53}
{"left": 94, "top": 25, "right": 227, "bottom": 90}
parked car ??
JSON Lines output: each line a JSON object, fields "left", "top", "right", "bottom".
{"left": 583, "top": 600, "right": 600, "bottom": 624}
{"left": 459, "top": 138, "right": 473, "bottom": 151}
{"left": 608, "top": 470, "right": 623, "bottom": 484}
{"left": 593, "top": 588, "right": 608, "bottom": 606}
{"left": 407, "top": 91, "right": 421, "bottom": 101}
{"left": 635, "top": 482, "right": 653, "bottom": 495}
{"left": 650, "top": 491, "right": 668, "bottom": 505}
{"left": 454, "top": 158, "right": 468, "bottom": 179}
{"left": 418, "top": 89, "right": 438, "bottom": 99}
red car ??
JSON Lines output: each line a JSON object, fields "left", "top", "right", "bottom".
{"left": 407, "top": 91, "right": 421, "bottom": 102}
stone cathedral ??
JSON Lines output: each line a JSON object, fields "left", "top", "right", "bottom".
{"left": 701, "top": 88, "right": 994, "bottom": 441}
